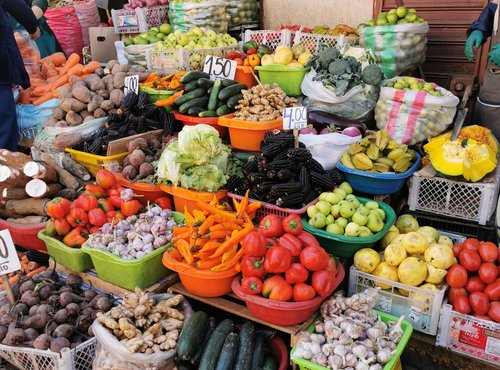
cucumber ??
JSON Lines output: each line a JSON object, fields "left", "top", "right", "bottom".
{"left": 175, "top": 88, "right": 207, "bottom": 106}
{"left": 184, "top": 80, "right": 200, "bottom": 92}
{"left": 250, "top": 334, "right": 265, "bottom": 370}
{"left": 234, "top": 322, "right": 255, "bottom": 370}
{"left": 216, "top": 105, "right": 232, "bottom": 116}
{"left": 198, "top": 78, "right": 214, "bottom": 89}
{"left": 199, "top": 110, "right": 217, "bottom": 118}
{"left": 187, "top": 106, "right": 205, "bottom": 116}
{"left": 191, "top": 317, "right": 217, "bottom": 366}
{"left": 208, "top": 79, "right": 222, "bottom": 111}
{"left": 177, "top": 311, "right": 209, "bottom": 361}
{"left": 199, "top": 319, "right": 235, "bottom": 370}
{"left": 179, "top": 97, "right": 208, "bottom": 114}
{"left": 215, "top": 332, "right": 239, "bottom": 370}
{"left": 262, "top": 356, "right": 276, "bottom": 370}
{"left": 218, "top": 84, "right": 247, "bottom": 101}
{"left": 227, "top": 93, "right": 243, "bottom": 109}
{"left": 180, "top": 71, "right": 210, "bottom": 84}
{"left": 221, "top": 79, "right": 238, "bottom": 87}
{"left": 255, "top": 328, "right": 276, "bottom": 340}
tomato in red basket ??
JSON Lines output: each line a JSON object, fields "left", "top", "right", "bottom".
{"left": 300, "top": 245, "right": 328, "bottom": 272}
{"left": 241, "top": 276, "right": 263, "bottom": 295}
{"left": 326, "top": 255, "right": 338, "bottom": 276}
{"left": 266, "top": 237, "right": 277, "bottom": 248}
{"left": 478, "top": 262, "right": 498, "bottom": 284}
{"left": 488, "top": 302, "right": 500, "bottom": 322}
{"left": 453, "top": 294, "right": 472, "bottom": 314}
{"left": 465, "top": 276, "right": 485, "bottom": 293}
{"left": 311, "top": 269, "right": 335, "bottom": 297}
{"left": 282, "top": 214, "right": 303, "bottom": 236}
{"left": 263, "top": 246, "right": 292, "bottom": 274}
{"left": 241, "top": 230, "right": 267, "bottom": 257}
{"left": 293, "top": 283, "right": 316, "bottom": 302}
{"left": 285, "top": 263, "right": 309, "bottom": 284}
{"left": 241, "top": 255, "right": 265, "bottom": 279}
{"left": 262, "top": 276, "right": 293, "bottom": 302}
{"left": 446, "top": 265, "right": 468, "bottom": 288}
{"left": 462, "top": 238, "right": 480, "bottom": 252}
{"left": 478, "top": 241, "right": 499, "bottom": 263}
{"left": 469, "top": 292, "right": 490, "bottom": 315}
{"left": 278, "top": 233, "right": 302, "bottom": 257}
{"left": 259, "top": 215, "right": 283, "bottom": 237}
{"left": 459, "top": 249, "right": 481, "bottom": 272}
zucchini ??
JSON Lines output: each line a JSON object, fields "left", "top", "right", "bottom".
{"left": 262, "top": 356, "right": 277, "bottom": 370}
{"left": 177, "top": 311, "right": 209, "bottom": 361}
{"left": 198, "top": 78, "right": 215, "bottom": 89}
{"left": 180, "top": 71, "right": 210, "bottom": 84}
{"left": 215, "top": 332, "right": 239, "bottom": 370}
{"left": 191, "top": 317, "right": 217, "bottom": 366}
{"left": 218, "top": 83, "right": 247, "bottom": 101}
{"left": 184, "top": 80, "right": 200, "bottom": 93}
{"left": 227, "top": 93, "right": 243, "bottom": 109}
{"left": 187, "top": 106, "right": 205, "bottom": 116}
{"left": 179, "top": 97, "right": 208, "bottom": 114}
{"left": 175, "top": 88, "right": 207, "bottom": 106}
{"left": 208, "top": 79, "right": 222, "bottom": 111}
{"left": 221, "top": 79, "right": 238, "bottom": 87}
{"left": 216, "top": 105, "right": 232, "bottom": 116}
{"left": 234, "top": 322, "right": 255, "bottom": 370}
{"left": 250, "top": 334, "right": 265, "bottom": 370}
{"left": 199, "top": 110, "right": 217, "bottom": 117}
{"left": 199, "top": 319, "right": 235, "bottom": 370}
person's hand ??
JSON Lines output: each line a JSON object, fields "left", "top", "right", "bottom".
{"left": 488, "top": 44, "right": 500, "bottom": 66}
{"left": 30, "top": 27, "right": 41, "bottom": 41}
{"left": 465, "top": 30, "right": 485, "bottom": 61}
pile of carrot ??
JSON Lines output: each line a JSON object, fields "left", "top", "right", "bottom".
{"left": 0, "top": 252, "right": 47, "bottom": 288}
{"left": 141, "top": 71, "right": 186, "bottom": 91}
{"left": 168, "top": 191, "right": 261, "bottom": 272}
{"left": 19, "top": 52, "right": 101, "bottom": 106}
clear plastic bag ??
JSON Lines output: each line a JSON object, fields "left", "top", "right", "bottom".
{"left": 13, "top": 30, "right": 40, "bottom": 75}
{"left": 359, "top": 22, "right": 429, "bottom": 78}
{"left": 375, "top": 78, "right": 459, "bottom": 145}
{"left": 169, "top": 0, "right": 228, "bottom": 33}
{"left": 226, "top": 0, "right": 259, "bottom": 27}
{"left": 17, "top": 98, "right": 59, "bottom": 140}
{"left": 124, "top": 44, "right": 155, "bottom": 67}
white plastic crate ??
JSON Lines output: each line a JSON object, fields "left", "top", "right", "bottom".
{"left": 147, "top": 44, "right": 240, "bottom": 71}
{"left": 111, "top": 6, "right": 169, "bottom": 34}
{"left": 242, "top": 29, "right": 292, "bottom": 51}
{"left": 348, "top": 266, "right": 447, "bottom": 335}
{"left": 292, "top": 31, "right": 359, "bottom": 55}
{"left": 408, "top": 164, "right": 500, "bottom": 225}
{"left": 437, "top": 302, "right": 500, "bottom": 366}
{"left": 0, "top": 338, "right": 96, "bottom": 370}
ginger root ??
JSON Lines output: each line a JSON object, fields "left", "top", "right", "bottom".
{"left": 96, "top": 312, "right": 119, "bottom": 330}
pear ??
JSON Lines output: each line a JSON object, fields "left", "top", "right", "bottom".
{"left": 366, "top": 212, "right": 384, "bottom": 233}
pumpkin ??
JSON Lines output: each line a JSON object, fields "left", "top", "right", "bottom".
{"left": 462, "top": 143, "right": 497, "bottom": 182}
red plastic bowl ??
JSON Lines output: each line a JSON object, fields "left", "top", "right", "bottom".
{"left": 0, "top": 219, "right": 47, "bottom": 252}
{"left": 232, "top": 263, "right": 345, "bottom": 326}
{"left": 270, "top": 335, "right": 289, "bottom": 370}
{"left": 173, "top": 111, "right": 228, "bottom": 138}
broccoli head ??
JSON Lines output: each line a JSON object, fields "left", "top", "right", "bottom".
{"left": 328, "top": 59, "right": 351, "bottom": 76}
{"left": 318, "top": 47, "right": 340, "bottom": 70}
{"left": 361, "top": 64, "right": 383, "bottom": 85}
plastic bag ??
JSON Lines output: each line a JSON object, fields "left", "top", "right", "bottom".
{"left": 45, "top": 6, "right": 84, "bottom": 57}
{"left": 375, "top": 78, "right": 459, "bottom": 145}
{"left": 75, "top": 0, "right": 101, "bottom": 48}
{"left": 13, "top": 30, "right": 40, "bottom": 75}
{"left": 169, "top": 0, "right": 228, "bottom": 33}
{"left": 299, "top": 132, "right": 361, "bottom": 170}
{"left": 226, "top": 0, "right": 259, "bottom": 27}
{"left": 125, "top": 44, "right": 155, "bottom": 67}
{"left": 17, "top": 98, "right": 59, "bottom": 140}
{"left": 92, "top": 293, "right": 193, "bottom": 370}
{"left": 359, "top": 22, "right": 429, "bottom": 78}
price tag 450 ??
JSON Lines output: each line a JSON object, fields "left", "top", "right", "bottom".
{"left": 282, "top": 106, "right": 307, "bottom": 130}
{"left": 204, "top": 55, "right": 237, "bottom": 81}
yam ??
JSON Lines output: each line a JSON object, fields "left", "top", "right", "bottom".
{"left": 87, "top": 95, "right": 104, "bottom": 113}
{"left": 66, "top": 111, "right": 83, "bottom": 126}
{"left": 111, "top": 64, "right": 128, "bottom": 76}
{"left": 93, "top": 108, "right": 106, "bottom": 118}
{"left": 55, "top": 86, "right": 72, "bottom": 99}
{"left": 71, "top": 84, "right": 93, "bottom": 103}
{"left": 100, "top": 100, "right": 114, "bottom": 112}
{"left": 102, "top": 74, "right": 114, "bottom": 91}
{"left": 109, "top": 89, "right": 124, "bottom": 107}
{"left": 60, "top": 98, "right": 86, "bottom": 113}
{"left": 96, "top": 89, "right": 110, "bottom": 99}
{"left": 84, "top": 74, "right": 105, "bottom": 92}
{"left": 80, "top": 110, "right": 92, "bottom": 119}
{"left": 52, "top": 107, "right": 65, "bottom": 120}
{"left": 113, "top": 72, "right": 126, "bottom": 89}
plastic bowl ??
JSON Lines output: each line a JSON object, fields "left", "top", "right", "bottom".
{"left": 162, "top": 251, "right": 239, "bottom": 297}
{"left": 37, "top": 231, "right": 93, "bottom": 272}
{"left": 173, "top": 111, "right": 228, "bottom": 138}
{"left": 270, "top": 336, "right": 289, "bottom": 370}
{"left": 139, "top": 86, "right": 175, "bottom": 104}
{"left": 234, "top": 66, "right": 258, "bottom": 88}
{"left": 160, "top": 184, "right": 227, "bottom": 213}
{"left": 302, "top": 197, "right": 396, "bottom": 258}
{"left": 336, "top": 152, "right": 422, "bottom": 195}
{"left": 232, "top": 264, "right": 345, "bottom": 326}
{"left": 255, "top": 64, "right": 310, "bottom": 97}
{"left": 218, "top": 114, "right": 283, "bottom": 151}
{"left": 0, "top": 219, "right": 47, "bottom": 252}
{"left": 115, "top": 173, "right": 167, "bottom": 205}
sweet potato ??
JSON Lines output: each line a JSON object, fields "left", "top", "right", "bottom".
{"left": 66, "top": 111, "right": 83, "bottom": 126}
{"left": 105, "top": 60, "right": 118, "bottom": 73}
{"left": 100, "top": 100, "right": 114, "bottom": 111}
{"left": 80, "top": 110, "right": 92, "bottom": 119}
{"left": 101, "top": 74, "right": 114, "bottom": 91}
{"left": 84, "top": 74, "right": 105, "bottom": 92}
{"left": 87, "top": 95, "right": 104, "bottom": 113}
{"left": 97, "top": 89, "right": 110, "bottom": 99}
{"left": 68, "top": 75, "right": 83, "bottom": 87}
{"left": 55, "top": 86, "right": 72, "bottom": 99}
{"left": 111, "top": 64, "right": 128, "bottom": 75}
{"left": 71, "top": 84, "right": 93, "bottom": 103}
{"left": 52, "top": 107, "right": 65, "bottom": 120}
{"left": 93, "top": 108, "right": 106, "bottom": 118}
{"left": 109, "top": 89, "right": 124, "bottom": 107}
{"left": 113, "top": 72, "right": 126, "bottom": 89}
{"left": 60, "top": 98, "right": 86, "bottom": 113}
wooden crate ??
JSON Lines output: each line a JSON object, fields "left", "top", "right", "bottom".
{"left": 106, "top": 129, "right": 163, "bottom": 156}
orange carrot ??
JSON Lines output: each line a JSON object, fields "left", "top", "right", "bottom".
{"left": 195, "top": 257, "right": 222, "bottom": 270}
{"left": 33, "top": 91, "right": 56, "bottom": 105}
{"left": 46, "top": 75, "right": 59, "bottom": 84}
{"left": 66, "top": 63, "right": 85, "bottom": 77}
{"left": 46, "top": 68, "right": 59, "bottom": 79}
{"left": 82, "top": 61, "right": 100, "bottom": 74}
{"left": 39, "top": 52, "right": 66, "bottom": 66}
{"left": 8, "top": 275, "right": 19, "bottom": 285}
{"left": 58, "top": 53, "right": 80, "bottom": 75}
{"left": 210, "top": 223, "right": 253, "bottom": 258}
{"left": 26, "top": 266, "right": 46, "bottom": 278}
{"left": 41, "top": 61, "right": 55, "bottom": 78}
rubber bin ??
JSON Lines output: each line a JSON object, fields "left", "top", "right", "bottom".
{"left": 173, "top": 112, "right": 228, "bottom": 138}
{"left": 0, "top": 219, "right": 47, "bottom": 252}
{"left": 159, "top": 184, "right": 227, "bottom": 213}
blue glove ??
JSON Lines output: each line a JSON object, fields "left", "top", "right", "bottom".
{"left": 488, "top": 43, "right": 500, "bottom": 66}
{"left": 465, "top": 30, "right": 485, "bottom": 61}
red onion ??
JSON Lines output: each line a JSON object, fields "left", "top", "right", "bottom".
{"left": 299, "top": 125, "right": 317, "bottom": 135}
{"left": 319, "top": 125, "right": 337, "bottom": 135}
{"left": 342, "top": 127, "right": 362, "bottom": 137}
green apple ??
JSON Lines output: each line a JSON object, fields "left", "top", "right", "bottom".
{"left": 149, "top": 27, "right": 159, "bottom": 34}
{"left": 423, "top": 83, "right": 434, "bottom": 91}
{"left": 316, "top": 201, "right": 332, "bottom": 216}
{"left": 388, "top": 9, "right": 397, "bottom": 14}
{"left": 205, "top": 30, "right": 217, "bottom": 41}
{"left": 334, "top": 188, "right": 347, "bottom": 200}
{"left": 396, "top": 6, "right": 407, "bottom": 18}
{"left": 178, "top": 34, "right": 189, "bottom": 46}
{"left": 174, "top": 29, "right": 183, "bottom": 37}
{"left": 397, "top": 19, "right": 408, "bottom": 24}
{"left": 345, "top": 222, "right": 360, "bottom": 237}
{"left": 326, "top": 214, "right": 335, "bottom": 225}
{"left": 367, "top": 19, "right": 376, "bottom": 26}
{"left": 325, "top": 193, "right": 341, "bottom": 205}
{"left": 159, "top": 23, "right": 172, "bottom": 35}
{"left": 394, "top": 82, "right": 405, "bottom": 89}
{"left": 124, "top": 38, "right": 134, "bottom": 47}
{"left": 374, "top": 208, "right": 386, "bottom": 221}
{"left": 307, "top": 205, "right": 317, "bottom": 218}
{"left": 335, "top": 217, "right": 348, "bottom": 229}
{"left": 319, "top": 192, "right": 329, "bottom": 201}
{"left": 190, "top": 26, "right": 203, "bottom": 37}
{"left": 358, "top": 226, "right": 372, "bottom": 238}
{"left": 338, "top": 182, "right": 353, "bottom": 195}
{"left": 352, "top": 211, "right": 368, "bottom": 226}
{"left": 326, "top": 223, "right": 344, "bottom": 235}
{"left": 309, "top": 213, "right": 327, "bottom": 229}
{"left": 365, "top": 201, "right": 379, "bottom": 210}
{"left": 167, "top": 33, "right": 177, "bottom": 42}
{"left": 330, "top": 204, "right": 341, "bottom": 218}
{"left": 357, "top": 206, "right": 370, "bottom": 216}
{"left": 156, "top": 33, "right": 165, "bottom": 39}
{"left": 133, "top": 37, "right": 148, "bottom": 45}
{"left": 376, "top": 18, "right": 388, "bottom": 26}
{"left": 348, "top": 198, "right": 361, "bottom": 209}
{"left": 140, "top": 32, "right": 149, "bottom": 39}
{"left": 340, "top": 202, "right": 355, "bottom": 219}
{"left": 406, "top": 77, "right": 418, "bottom": 85}
{"left": 410, "top": 83, "right": 420, "bottom": 91}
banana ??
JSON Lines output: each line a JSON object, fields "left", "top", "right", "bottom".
{"left": 393, "top": 159, "right": 411, "bottom": 173}
{"left": 387, "top": 148, "right": 405, "bottom": 161}
{"left": 352, "top": 153, "right": 374, "bottom": 170}
{"left": 366, "top": 144, "right": 380, "bottom": 160}
{"left": 341, "top": 152, "right": 355, "bottom": 168}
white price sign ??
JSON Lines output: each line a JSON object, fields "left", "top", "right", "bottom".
{"left": 0, "top": 230, "right": 20, "bottom": 275}
{"left": 282, "top": 106, "right": 307, "bottom": 130}
{"left": 203, "top": 55, "right": 237, "bottom": 81}
{"left": 124, "top": 75, "right": 139, "bottom": 95}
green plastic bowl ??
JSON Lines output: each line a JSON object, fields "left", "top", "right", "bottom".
{"left": 81, "top": 211, "right": 184, "bottom": 290}
{"left": 139, "top": 86, "right": 174, "bottom": 111}
{"left": 302, "top": 197, "right": 396, "bottom": 258}
{"left": 291, "top": 310, "right": 413, "bottom": 370}
{"left": 37, "top": 231, "right": 93, "bottom": 272}
{"left": 255, "top": 64, "right": 310, "bottom": 97}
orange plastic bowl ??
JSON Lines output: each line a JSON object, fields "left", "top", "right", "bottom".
{"left": 232, "top": 263, "right": 345, "bottom": 325}
{"left": 162, "top": 252, "right": 239, "bottom": 297}
{"left": 115, "top": 173, "right": 167, "bottom": 205}
{"left": 159, "top": 184, "right": 227, "bottom": 213}
{"left": 173, "top": 112, "right": 228, "bottom": 138}
{"left": 234, "top": 66, "right": 258, "bottom": 88}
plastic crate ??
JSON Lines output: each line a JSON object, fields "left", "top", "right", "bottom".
{"left": 436, "top": 302, "right": 500, "bottom": 366}
{"left": 65, "top": 148, "right": 128, "bottom": 176}
{"left": 407, "top": 164, "right": 500, "bottom": 225}
{"left": 348, "top": 266, "right": 447, "bottom": 335}
{"left": 38, "top": 231, "right": 93, "bottom": 272}
{"left": 111, "top": 5, "right": 168, "bottom": 34}
{"left": 291, "top": 31, "right": 359, "bottom": 55}
{"left": 243, "top": 29, "right": 292, "bottom": 51}
{"left": 147, "top": 44, "right": 240, "bottom": 71}
{"left": 438, "top": 230, "right": 466, "bottom": 244}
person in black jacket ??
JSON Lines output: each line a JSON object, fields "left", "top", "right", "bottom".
{"left": 0, "top": 0, "right": 39, "bottom": 151}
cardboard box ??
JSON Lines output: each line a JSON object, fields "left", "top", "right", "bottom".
{"left": 89, "top": 27, "right": 119, "bottom": 63}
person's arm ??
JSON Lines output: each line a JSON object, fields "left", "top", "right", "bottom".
{"left": 4, "top": 0, "right": 38, "bottom": 34}
{"left": 467, "top": 2, "right": 498, "bottom": 39}
{"left": 31, "top": 0, "right": 47, "bottom": 19}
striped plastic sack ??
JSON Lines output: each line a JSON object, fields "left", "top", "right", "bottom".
{"left": 359, "top": 22, "right": 429, "bottom": 78}
{"left": 168, "top": 0, "right": 228, "bottom": 33}
{"left": 75, "top": 0, "right": 101, "bottom": 48}
{"left": 375, "top": 78, "right": 459, "bottom": 145}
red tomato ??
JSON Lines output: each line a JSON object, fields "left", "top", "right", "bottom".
{"left": 478, "top": 241, "right": 499, "bottom": 263}
{"left": 478, "top": 262, "right": 498, "bottom": 284}
{"left": 292, "top": 283, "right": 316, "bottom": 302}
{"left": 473, "top": 314, "right": 492, "bottom": 321}
{"left": 446, "top": 264, "right": 468, "bottom": 288}
{"left": 459, "top": 249, "right": 481, "bottom": 272}
{"left": 448, "top": 287, "right": 468, "bottom": 305}
{"left": 469, "top": 292, "right": 490, "bottom": 315}
{"left": 452, "top": 243, "right": 464, "bottom": 258}
{"left": 465, "top": 276, "right": 485, "bottom": 293}
{"left": 488, "top": 301, "right": 500, "bottom": 323}
{"left": 462, "top": 238, "right": 480, "bottom": 251}
{"left": 484, "top": 280, "right": 500, "bottom": 301}
{"left": 453, "top": 295, "right": 472, "bottom": 314}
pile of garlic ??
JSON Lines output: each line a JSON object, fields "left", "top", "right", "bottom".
{"left": 292, "top": 288, "right": 404, "bottom": 370}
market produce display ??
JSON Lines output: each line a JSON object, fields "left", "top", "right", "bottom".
{"left": 307, "top": 183, "right": 388, "bottom": 237}
{"left": 260, "top": 45, "right": 312, "bottom": 67}
{"left": 340, "top": 130, "right": 417, "bottom": 173}
{"left": 446, "top": 238, "right": 499, "bottom": 322}
{"left": 119, "top": 135, "right": 166, "bottom": 182}
{"left": 292, "top": 288, "right": 407, "bottom": 369}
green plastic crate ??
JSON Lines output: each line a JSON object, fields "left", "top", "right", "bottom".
{"left": 81, "top": 211, "right": 184, "bottom": 290}
{"left": 139, "top": 86, "right": 175, "bottom": 104}
{"left": 37, "top": 231, "right": 93, "bottom": 272}
{"left": 302, "top": 197, "right": 396, "bottom": 258}
{"left": 291, "top": 310, "right": 413, "bottom": 370}
{"left": 255, "top": 64, "right": 310, "bottom": 97}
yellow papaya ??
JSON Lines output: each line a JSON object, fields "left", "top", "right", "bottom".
{"left": 425, "top": 140, "right": 465, "bottom": 176}
{"left": 462, "top": 144, "right": 497, "bottom": 182}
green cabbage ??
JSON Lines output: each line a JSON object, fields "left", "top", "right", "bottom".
{"left": 179, "top": 165, "right": 227, "bottom": 192}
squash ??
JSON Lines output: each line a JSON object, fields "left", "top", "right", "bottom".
{"left": 425, "top": 140, "right": 465, "bottom": 176}
{"left": 462, "top": 143, "right": 497, "bottom": 182}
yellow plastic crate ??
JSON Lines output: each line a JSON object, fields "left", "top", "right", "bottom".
{"left": 65, "top": 148, "right": 128, "bottom": 176}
